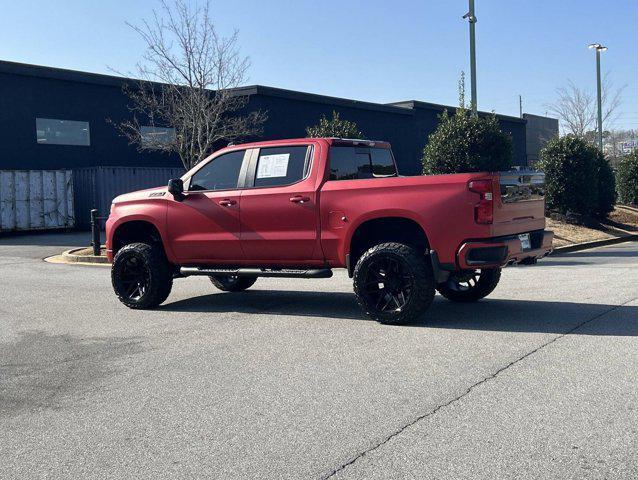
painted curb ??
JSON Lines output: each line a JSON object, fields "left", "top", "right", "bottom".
{"left": 62, "top": 247, "right": 110, "bottom": 264}
{"left": 45, "top": 254, "right": 111, "bottom": 267}
{"left": 551, "top": 234, "right": 638, "bottom": 255}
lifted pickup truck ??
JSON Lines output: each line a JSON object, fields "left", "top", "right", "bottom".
{"left": 106, "top": 138, "right": 553, "bottom": 324}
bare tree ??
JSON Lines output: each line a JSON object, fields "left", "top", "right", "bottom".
{"left": 547, "top": 74, "right": 624, "bottom": 138}
{"left": 114, "top": 0, "right": 266, "bottom": 170}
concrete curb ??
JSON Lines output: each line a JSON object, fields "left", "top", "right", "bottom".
{"left": 552, "top": 234, "right": 638, "bottom": 255}
{"left": 61, "top": 247, "right": 110, "bottom": 264}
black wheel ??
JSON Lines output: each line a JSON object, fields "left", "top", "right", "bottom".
{"left": 209, "top": 275, "right": 257, "bottom": 292}
{"left": 436, "top": 268, "right": 501, "bottom": 303}
{"left": 353, "top": 242, "right": 435, "bottom": 325}
{"left": 111, "top": 242, "right": 173, "bottom": 309}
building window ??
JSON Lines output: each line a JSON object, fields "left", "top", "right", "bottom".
{"left": 36, "top": 118, "right": 90, "bottom": 146}
{"left": 141, "top": 126, "right": 176, "bottom": 149}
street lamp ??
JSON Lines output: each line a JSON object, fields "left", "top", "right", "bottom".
{"left": 588, "top": 43, "right": 607, "bottom": 151}
{"left": 463, "top": 0, "right": 478, "bottom": 113}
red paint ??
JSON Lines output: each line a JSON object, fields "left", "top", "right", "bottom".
{"left": 106, "top": 138, "right": 552, "bottom": 270}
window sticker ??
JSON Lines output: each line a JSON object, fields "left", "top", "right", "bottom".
{"left": 256, "top": 154, "right": 290, "bottom": 179}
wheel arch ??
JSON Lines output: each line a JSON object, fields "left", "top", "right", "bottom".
{"left": 111, "top": 218, "right": 166, "bottom": 257}
{"left": 346, "top": 213, "right": 431, "bottom": 276}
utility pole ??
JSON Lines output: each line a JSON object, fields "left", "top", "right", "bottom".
{"left": 589, "top": 43, "right": 607, "bottom": 151}
{"left": 463, "top": 1, "right": 478, "bottom": 114}
{"left": 519, "top": 95, "right": 523, "bottom": 118}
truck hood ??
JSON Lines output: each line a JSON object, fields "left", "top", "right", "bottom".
{"left": 112, "top": 186, "right": 168, "bottom": 204}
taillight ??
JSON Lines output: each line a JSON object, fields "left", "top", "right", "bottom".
{"left": 468, "top": 179, "right": 493, "bottom": 224}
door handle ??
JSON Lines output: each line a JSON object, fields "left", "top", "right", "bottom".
{"left": 219, "top": 199, "right": 237, "bottom": 206}
{"left": 290, "top": 196, "right": 311, "bottom": 204}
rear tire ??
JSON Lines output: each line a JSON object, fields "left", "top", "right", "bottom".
{"left": 111, "top": 242, "right": 173, "bottom": 309}
{"left": 353, "top": 242, "right": 435, "bottom": 325}
{"left": 209, "top": 275, "right": 257, "bottom": 292}
{"left": 436, "top": 268, "right": 501, "bottom": 303}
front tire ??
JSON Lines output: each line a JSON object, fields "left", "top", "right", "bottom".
{"left": 209, "top": 275, "right": 257, "bottom": 292}
{"left": 436, "top": 268, "right": 501, "bottom": 303}
{"left": 353, "top": 242, "right": 435, "bottom": 325}
{"left": 111, "top": 243, "right": 173, "bottom": 309}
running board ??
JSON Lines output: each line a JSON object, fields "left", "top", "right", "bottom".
{"left": 179, "top": 267, "right": 333, "bottom": 279}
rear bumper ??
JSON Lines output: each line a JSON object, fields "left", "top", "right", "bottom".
{"left": 457, "top": 230, "right": 553, "bottom": 270}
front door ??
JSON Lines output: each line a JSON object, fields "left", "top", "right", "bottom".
{"left": 166, "top": 149, "right": 248, "bottom": 264}
{"left": 239, "top": 145, "right": 321, "bottom": 263}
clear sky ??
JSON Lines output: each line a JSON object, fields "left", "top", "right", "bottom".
{"left": 2, "top": 0, "right": 636, "bottom": 129}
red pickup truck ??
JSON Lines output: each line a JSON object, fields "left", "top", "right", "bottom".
{"left": 106, "top": 138, "right": 553, "bottom": 324}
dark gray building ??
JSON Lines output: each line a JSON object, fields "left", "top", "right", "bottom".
{"left": 523, "top": 113, "right": 560, "bottom": 166}
{"left": 0, "top": 60, "right": 557, "bottom": 176}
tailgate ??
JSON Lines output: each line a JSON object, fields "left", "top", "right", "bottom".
{"left": 492, "top": 171, "right": 546, "bottom": 236}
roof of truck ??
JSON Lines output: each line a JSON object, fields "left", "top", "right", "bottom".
{"left": 231, "top": 137, "right": 392, "bottom": 149}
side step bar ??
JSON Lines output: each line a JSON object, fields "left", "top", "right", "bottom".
{"left": 179, "top": 267, "right": 333, "bottom": 279}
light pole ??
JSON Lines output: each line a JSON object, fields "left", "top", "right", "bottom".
{"left": 588, "top": 43, "right": 607, "bottom": 151}
{"left": 463, "top": 0, "right": 478, "bottom": 113}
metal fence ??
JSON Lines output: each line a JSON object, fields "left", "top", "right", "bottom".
{"left": 0, "top": 170, "right": 74, "bottom": 232}
{"left": 73, "top": 166, "right": 184, "bottom": 229}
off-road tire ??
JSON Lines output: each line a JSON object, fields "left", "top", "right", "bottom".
{"left": 437, "top": 268, "right": 501, "bottom": 303}
{"left": 353, "top": 242, "right": 435, "bottom": 325}
{"left": 209, "top": 275, "right": 257, "bottom": 292}
{"left": 111, "top": 242, "right": 173, "bottom": 309}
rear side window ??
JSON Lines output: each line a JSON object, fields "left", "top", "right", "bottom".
{"left": 371, "top": 149, "right": 396, "bottom": 177}
{"left": 189, "top": 150, "right": 245, "bottom": 191}
{"left": 253, "top": 146, "right": 310, "bottom": 187}
{"left": 329, "top": 147, "right": 397, "bottom": 180}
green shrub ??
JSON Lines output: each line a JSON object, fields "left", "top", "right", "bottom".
{"left": 306, "top": 111, "right": 363, "bottom": 138}
{"left": 594, "top": 150, "right": 616, "bottom": 217}
{"left": 616, "top": 151, "right": 638, "bottom": 205}
{"left": 538, "top": 135, "right": 616, "bottom": 218}
{"left": 422, "top": 108, "right": 513, "bottom": 175}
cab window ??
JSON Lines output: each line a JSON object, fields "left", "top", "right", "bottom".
{"left": 252, "top": 146, "right": 311, "bottom": 188}
{"left": 189, "top": 150, "right": 245, "bottom": 191}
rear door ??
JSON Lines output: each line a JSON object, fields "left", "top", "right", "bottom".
{"left": 239, "top": 145, "right": 321, "bottom": 262}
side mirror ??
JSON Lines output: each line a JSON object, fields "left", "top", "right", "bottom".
{"left": 167, "top": 178, "right": 184, "bottom": 200}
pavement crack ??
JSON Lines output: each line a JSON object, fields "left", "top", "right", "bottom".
{"left": 322, "top": 298, "right": 636, "bottom": 479}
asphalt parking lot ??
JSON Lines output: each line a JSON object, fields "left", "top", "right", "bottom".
{"left": 1, "top": 233, "right": 637, "bottom": 479}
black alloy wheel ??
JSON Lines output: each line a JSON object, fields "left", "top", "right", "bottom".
{"left": 436, "top": 268, "right": 501, "bottom": 302}
{"left": 118, "top": 255, "right": 150, "bottom": 301}
{"left": 209, "top": 275, "right": 257, "bottom": 292}
{"left": 362, "top": 256, "right": 414, "bottom": 313}
{"left": 111, "top": 243, "right": 173, "bottom": 309}
{"left": 353, "top": 242, "right": 435, "bottom": 325}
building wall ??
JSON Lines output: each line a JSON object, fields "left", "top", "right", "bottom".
{"left": 238, "top": 91, "right": 528, "bottom": 175}
{"left": 0, "top": 67, "right": 181, "bottom": 170}
{"left": 524, "top": 113, "right": 559, "bottom": 166}
{"left": 387, "top": 101, "right": 528, "bottom": 174}
{"left": 244, "top": 91, "right": 418, "bottom": 174}
{"left": 0, "top": 61, "right": 535, "bottom": 176}
{"left": 73, "top": 166, "right": 184, "bottom": 228}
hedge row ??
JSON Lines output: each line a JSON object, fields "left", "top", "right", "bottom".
{"left": 616, "top": 151, "right": 638, "bottom": 206}
{"left": 537, "top": 135, "right": 615, "bottom": 218}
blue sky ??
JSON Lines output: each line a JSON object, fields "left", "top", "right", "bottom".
{"left": 2, "top": 0, "right": 637, "bottom": 129}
